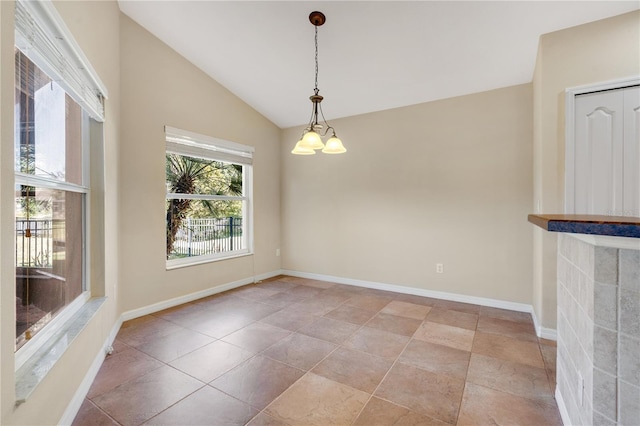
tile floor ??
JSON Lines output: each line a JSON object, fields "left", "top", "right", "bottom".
{"left": 72, "top": 276, "right": 561, "bottom": 426}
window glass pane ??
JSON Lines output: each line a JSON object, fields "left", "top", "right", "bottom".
{"left": 15, "top": 185, "right": 84, "bottom": 350}
{"left": 14, "top": 49, "right": 84, "bottom": 185}
{"left": 165, "top": 154, "right": 243, "bottom": 196}
{"left": 167, "top": 200, "right": 244, "bottom": 260}
{"left": 166, "top": 151, "right": 246, "bottom": 261}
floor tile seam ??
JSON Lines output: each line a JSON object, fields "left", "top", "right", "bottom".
{"left": 469, "top": 346, "right": 547, "bottom": 371}
{"left": 478, "top": 311, "right": 535, "bottom": 323}
{"left": 88, "top": 358, "right": 167, "bottom": 402}
{"left": 134, "top": 383, "right": 208, "bottom": 426}
{"left": 265, "top": 337, "right": 343, "bottom": 375}
{"left": 249, "top": 410, "right": 294, "bottom": 426}
{"left": 460, "top": 380, "right": 561, "bottom": 410}
{"left": 132, "top": 332, "right": 219, "bottom": 364}
{"left": 223, "top": 329, "right": 298, "bottom": 358}
{"left": 453, "top": 381, "right": 472, "bottom": 426}
{"left": 82, "top": 398, "right": 125, "bottom": 426}
{"left": 475, "top": 328, "right": 538, "bottom": 344}
{"left": 463, "top": 375, "right": 558, "bottom": 406}
{"left": 256, "top": 370, "right": 328, "bottom": 419}
{"left": 469, "top": 351, "right": 550, "bottom": 377}
{"left": 349, "top": 329, "right": 418, "bottom": 425}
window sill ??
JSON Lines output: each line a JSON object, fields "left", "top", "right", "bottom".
{"left": 166, "top": 251, "right": 253, "bottom": 270}
{"left": 15, "top": 297, "right": 106, "bottom": 406}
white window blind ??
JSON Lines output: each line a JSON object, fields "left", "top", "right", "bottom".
{"left": 14, "top": 0, "right": 108, "bottom": 122}
{"left": 165, "top": 126, "right": 254, "bottom": 165}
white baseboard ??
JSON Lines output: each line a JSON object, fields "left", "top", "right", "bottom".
{"left": 555, "top": 386, "right": 570, "bottom": 426}
{"left": 283, "top": 269, "right": 558, "bottom": 340}
{"left": 531, "top": 308, "right": 558, "bottom": 341}
{"left": 58, "top": 316, "right": 122, "bottom": 425}
{"left": 121, "top": 269, "right": 283, "bottom": 321}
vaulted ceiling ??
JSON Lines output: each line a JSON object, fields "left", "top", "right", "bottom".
{"left": 119, "top": 1, "right": 639, "bottom": 128}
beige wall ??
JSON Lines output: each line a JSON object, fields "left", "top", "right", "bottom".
{"left": 1, "top": 1, "right": 122, "bottom": 424}
{"left": 282, "top": 84, "right": 534, "bottom": 304}
{"left": 118, "top": 15, "right": 281, "bottom": 313}
{"left": 532, "top": 10, "right": 640, "bottom": 330}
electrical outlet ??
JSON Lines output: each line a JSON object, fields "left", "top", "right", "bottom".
{"left": 436, "top": 263, "right": 444, "bottom": 274}
{"left": 276, "top": 248, "right": 280, "bottom": 257}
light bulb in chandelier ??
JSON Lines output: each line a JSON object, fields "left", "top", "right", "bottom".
{"left": 322, "top": 134, "right": 346, "bottom": 154}
{"left": 302, "top": 130, "right": 324, "bottom": 150}
{"left": 291, "top": 139, "right": 316, "bottom": 155}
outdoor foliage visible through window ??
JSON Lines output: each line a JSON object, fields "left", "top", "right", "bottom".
{"left": 165, "top": 153, "right": 247, "bottom": 262}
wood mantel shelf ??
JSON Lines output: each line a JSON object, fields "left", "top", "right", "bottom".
{"left": 528, "top": 214, "right": 640, "bottom": 238}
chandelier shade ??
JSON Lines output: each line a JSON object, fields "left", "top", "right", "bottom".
{"left": 291, "top": 11, "right": 346, "bottom": 156}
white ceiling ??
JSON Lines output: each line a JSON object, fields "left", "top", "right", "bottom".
{"left": 118, "top": 1, "right": 639, "bottom": 129}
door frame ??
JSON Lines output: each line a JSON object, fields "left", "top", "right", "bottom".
{"left": 564, "top": 76, "right": 640, "bottom": 213}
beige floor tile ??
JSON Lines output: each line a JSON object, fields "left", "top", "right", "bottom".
{"left": 414, "top": 321, "right": 475, "bottom": 351}
{"left": 221, "top": 322, "right": 291, "bottom": 353}
{"left": 255, "top": 280, "right": 298, "bottom": 292}
{"left": 265, "top": 373, "right": 369, "bottom": 426}
{"left": 426, "top": 307, "right": 478, "bottom": 331}
{"left": 246, "top": 412, "right": 289, "bottom": 426}
{"left": 289, "top": 294, "right": 348, "bottom": 315}
{"left": 299, "top": 278, "right": 336, "bottom": 289}
{"left": 211, "top": 355, "right": 304, "bottom": 410}
{"left": 365, "top": 312, "right": 423, "bottom": 336}
{"left": 312, "top": 346, "right": 393, "bottom": 393}
{"left": 399, "top": 339, "right": 471, "bottom": 380}
{"left": 142, "top": 385, "right": 257, "bottom": 425}
{"left": 324, "top": 304, "right": 378, "bottom": 325}
{"left": 117, "top": 316, "right": 184, "bottom": 347}
{"left": 92, "top": 365, "right": 204, "bottom": 426}
{"left": 466, "top": 353, "right": 554, "bottom": 404}
{"left": 375, "top": 362, "right": 465, "bottom": 424}
{"left": 259, "top": 308, "right": 318, "bottom": 331}
{"left": 169, "top": 340, "right": 253, "bottom": 383}
{"left": 298, "top": 316, "right": 360, "bottom": 344}
{"left": 480, "top": 306, "right": 534, "bottom": 324}
{"left": 472, "top": 331, "right": 545, "bottom": 368}
{"left": 134, "top": 327, "right": 214, "bottom": 363}
{"left": 353, "top": 397, "right": 452, "bottom": 426}
{"left": 87, "top": 346, "right": 164, "bottom": 399}
{"left": 343, "top": 326, "right": 410, "bottom": 359}
{"left": 231, "top": 286, "right": 282, "bottom": 302}
{"left": 71, "top": 399, "right": 118, "bottom": 426}
{"left": 540, "top": 344, "right": 557, "bottom": 392}
{"left": 477, "top": 316, "right": 538, "bottom": 343}
{"left": 263, "top": 332, "right": 337, "bottom": 370}
{"left": 381, "top": 300, "right": 432, "bottom": 320}
{"left": 346, "top": 294, "right": 393, "bottom": 311}
{"left": 433, "top": 300, "right": 482, "bottom": 315}
{"left": 457, "top": 382, "right": 562, "bottom": 425}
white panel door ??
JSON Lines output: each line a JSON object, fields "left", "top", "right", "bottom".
{"left": 623, "top": 86, "right": 640, "bottom": 217}
{"left": 571, "top": 86, "right": 639, "bottom": 216}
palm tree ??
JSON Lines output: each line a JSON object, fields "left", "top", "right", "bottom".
{"left": 165, "top": 154, "right": 243, "bottom": 257}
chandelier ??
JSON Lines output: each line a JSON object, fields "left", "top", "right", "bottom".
{"left": 292, "top": 11, "right": 346, "bottom": 155}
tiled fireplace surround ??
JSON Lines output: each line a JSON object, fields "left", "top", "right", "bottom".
{"left": 557, "top": 234, "right": 640, "bottom": 425}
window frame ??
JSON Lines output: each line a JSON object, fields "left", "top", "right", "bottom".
{"left": 13, "top": 71, "right": 92, "bottom": 367}
{"left": 13, "top": 0, "right": 107, "bottom": 371}
{"left": 165, "top": 126, "right": 254, "bottom": 269}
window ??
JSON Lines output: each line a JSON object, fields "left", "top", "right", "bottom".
{"left": 13, "top": 0, "right": 107, "bottom": 360}
{"left": 14, "top": 51, "right": 89, "bottom": 351}
{"left": 165, "top": 127, "right": 253, "bottom": 268}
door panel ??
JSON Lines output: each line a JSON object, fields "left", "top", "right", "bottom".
{"left": 573, "top": 90, "right": 624, "bottom": 215}
{"left": 623, "top": 86, "right": 640, "bottom": 216}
